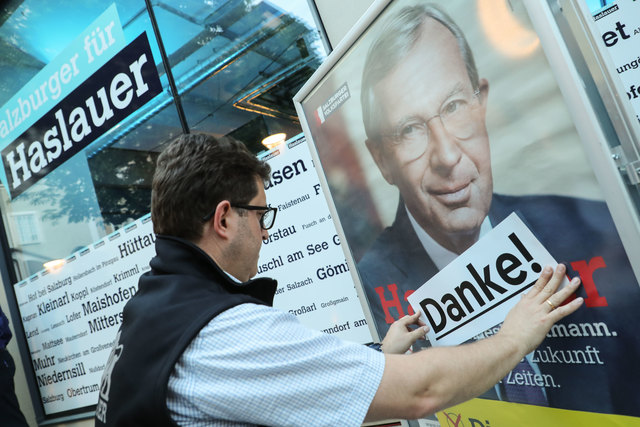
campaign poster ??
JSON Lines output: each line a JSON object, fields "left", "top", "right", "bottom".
{"left": 294, "top": 0, "right": 640, "bottom": 421}
{"left": 13, "top": 215, "right": 155, "bottom": 416}
{"left": 592, "top": 0, "right": 640, "bottom": 121}
{"left": 0, "top": 4, "right": 128, "bottom": 199}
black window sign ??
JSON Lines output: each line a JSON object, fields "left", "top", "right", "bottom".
{"left": 2, "top": 32, "right": 162, "bottom": 199}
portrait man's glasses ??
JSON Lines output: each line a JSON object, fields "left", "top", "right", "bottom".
{"left": 380, "top": 88, "right": 481, "bottom": 161}
{"left": 201, "top": 204, "right": 278, "bottom": 230}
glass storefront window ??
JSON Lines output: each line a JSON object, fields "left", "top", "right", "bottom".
{"left": 0, "top": 0, "right": 327, "bottom": 421}
{"left": 0, "top": 0, "right": 326, "bottom": 287}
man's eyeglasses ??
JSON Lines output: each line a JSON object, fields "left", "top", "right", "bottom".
{"left": 202, "top": 204, "right": 278, "bottom": 230}
{"left": 380, "top": 88, "right": 481, "bottom": 161}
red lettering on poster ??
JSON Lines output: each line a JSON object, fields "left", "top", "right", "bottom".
{"left": 571, "top": 257, "right": 609, "bottom": 307}
{"left": 375, "top": 285, "right": 417, "bottom": 324}
{"left": 375, "top": 284, "right": 406, "bottom": 324}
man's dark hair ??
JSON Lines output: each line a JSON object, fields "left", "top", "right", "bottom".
{"left": 151, "top": 133, "right": 271, "bottom": 241}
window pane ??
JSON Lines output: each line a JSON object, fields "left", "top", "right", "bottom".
{"left": 0, "top": 0, "right": 182, "bottom": 279}
{"left": 149, "top": 0, "right": 327, "bottom": 153}
{"left": 0, "top": 0, "right": 327, "bottom": 282}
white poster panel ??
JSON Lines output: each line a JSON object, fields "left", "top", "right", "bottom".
{"left": 258, "top": 134, "right": 372, "bottom": 344}
{"left": 592, "top": 0, "right": 640, "bottom": 121}
{"left": 408, "top": 213, "right": 566, "bottom": 346}
{"left": 13, "top": 215, "right": 155, "bottom": 415}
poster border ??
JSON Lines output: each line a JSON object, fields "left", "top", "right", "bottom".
{"left": 294, "top": 0, "right": 397, "bottom": 342}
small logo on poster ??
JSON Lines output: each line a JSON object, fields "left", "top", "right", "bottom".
{"left": 442, "top": 411, "right": 465, "bottom": 427}
{"left": 441, "top": 411, "right": 492, "bottom": 427}
{"left": 593, "top": 4, "right": 619, "bottom": 21}
{"left": 316, "top": 83, "right": 350, "bottom": 125}
{"left": 315, "top": 106, "right": 325, "bottom": 124}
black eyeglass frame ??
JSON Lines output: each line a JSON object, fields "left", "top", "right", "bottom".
{"left": 201, "top": 203, "right": 278, "bottom": 230}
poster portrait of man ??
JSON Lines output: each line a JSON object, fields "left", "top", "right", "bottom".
{"left": 296, "top": 0, "right": 640, "bottom": 419}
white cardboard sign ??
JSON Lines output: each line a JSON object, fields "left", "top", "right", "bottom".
{"left": 408, "top": 213, "right": 567, "bottom": 346}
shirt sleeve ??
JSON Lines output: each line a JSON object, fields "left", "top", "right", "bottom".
{"left": 167, "top": 303, "right": 386, "bottom": 427}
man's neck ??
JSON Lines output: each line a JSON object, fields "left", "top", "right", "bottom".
{"left": 193, "top": 233, "right": 242, "bottom": 280}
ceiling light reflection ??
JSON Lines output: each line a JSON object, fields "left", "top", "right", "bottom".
{"left": 477, "top": 0, "right": 539, "bottom": 58}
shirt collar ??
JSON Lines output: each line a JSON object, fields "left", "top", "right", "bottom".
{"left": 224, "top": 271, "right": 242, "bottom": 283}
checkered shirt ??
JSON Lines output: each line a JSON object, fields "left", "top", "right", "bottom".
{"left": 167, "top": 303, "right": 385, "bottom": 426}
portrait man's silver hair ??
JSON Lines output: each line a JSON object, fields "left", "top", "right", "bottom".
{"left": 360, "top": 3, "right": 480, "bottom": 143}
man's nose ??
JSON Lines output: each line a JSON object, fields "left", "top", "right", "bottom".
{"left": 261, "top": 228, "right": 269, "bottom": 241}
{"left": 427, "top": 119, "right": 462, "bottom": 174}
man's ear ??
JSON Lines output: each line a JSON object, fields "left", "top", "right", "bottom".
{"left": 210, "top": 200, "right": 233, "bottom": 240}
{"left": 478, "top": 78, "right": 489, "bottom": 108}
{"left": 365, "top": 138, "right": 395, "bottom": 186}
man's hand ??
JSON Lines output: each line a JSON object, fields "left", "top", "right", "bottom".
{"left": 499, "top": 264, "right": 583, "bottom": 355}
{"left": 381, "top": 312, "right": 429, "bottom": 354}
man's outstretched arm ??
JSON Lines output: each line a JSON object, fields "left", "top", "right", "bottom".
{"left": 366, "top": 264, "right": 583, "bottom": 421}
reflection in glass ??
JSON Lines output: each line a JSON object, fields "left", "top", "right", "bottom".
{"left": 0, "top": 0, "right": 326, "bottom": 281}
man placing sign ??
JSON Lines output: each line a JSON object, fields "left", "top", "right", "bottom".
{"left": 96, "top": 133, "right": 582, "bottom": 425}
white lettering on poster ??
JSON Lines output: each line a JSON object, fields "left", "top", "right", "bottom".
{"left": 0, "top": 4, "right": 126, "bottom": 193}
{"left": 14, "top": 215, "right": 155, "bottom": 415}
{"left": 593, "top": 0, "right": 640, "bottom": 121}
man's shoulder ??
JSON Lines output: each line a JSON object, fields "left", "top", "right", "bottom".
{"left": 358, "top": 216, "right": 411, "bottom": 270}
{"left": 362, "top": 223, "right": 405, "bottom": 255}
{"left": 491, "top": 193, "right": 626, "bottom": 259}
{"left": 356, "top": 205, "right": 435, "bottom": 288}
{"left": 492, "top": 193, "right": 613, "bottom": 229}
{"left": 493, "top": 192, "right": 607, "bottom": 211}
